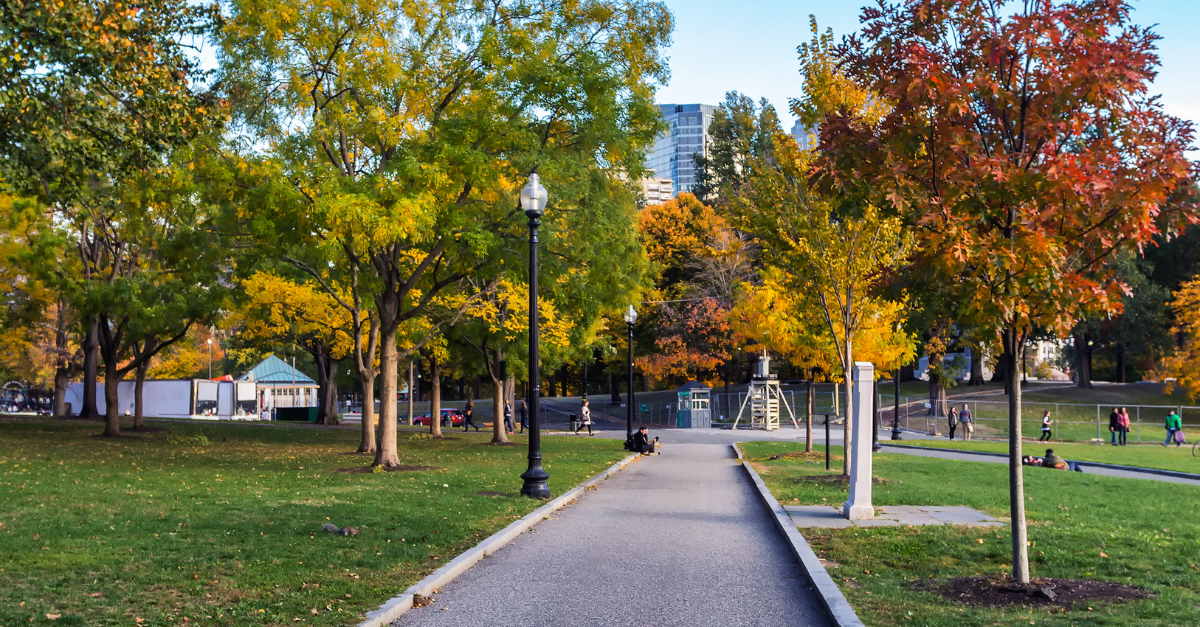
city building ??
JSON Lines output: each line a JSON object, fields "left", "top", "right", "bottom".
{"left": 640, "top": 177, "right": 674, "bottom": 205}
{"left": 791, "top": 119, "right": 815, "bottom": 150}
{"left": 646, "top": 103, "right": 717, "bottom": 197}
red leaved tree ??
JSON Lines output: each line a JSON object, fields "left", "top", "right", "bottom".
{"left": 824, "top": 0, "right": 1196, "bottom": 582}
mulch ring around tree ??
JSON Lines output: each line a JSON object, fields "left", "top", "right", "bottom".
{"left": 918, "top": 576, "right": 1153, "bottom": 609}
{"left": 332, "top": 464, "right": 440, "bottom": 474}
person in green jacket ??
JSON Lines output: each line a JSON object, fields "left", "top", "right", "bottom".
{"left": 1164, "top": 410, "right": 1183, "bottom": 447}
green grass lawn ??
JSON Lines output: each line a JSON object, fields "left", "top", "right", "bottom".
{"left": 0, "top": 418, "right": 627, "bottom": 626}
{"left": 740, "top": 441, "right": 1200, "bottom": 627}
{"left": 894, "top": 438, "right": 1200, "bottom": 475}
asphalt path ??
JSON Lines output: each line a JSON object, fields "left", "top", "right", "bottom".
{"left": 392, "top": 436, "right": 831, "bottom": 627}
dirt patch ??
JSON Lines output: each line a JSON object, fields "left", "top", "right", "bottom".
{"left": 333, "top": 464, "right": 440, "bottom": 474}
{"left": 476, "top": 491, "right": 508, "bottom": 496}
{"left": 920, "top": 576, "right": 1152, "bottom": 609}
{"left": 768, "top": 451, "right": 834, "bottom": 461}
{"left": 89, "top": 433, "right": 146, "bottom": 440}
{"left": 475, "top": 441, "right": 519, "bottom": 446}
{"left": 790, "top": 474, "right": 891, "bottom": 485}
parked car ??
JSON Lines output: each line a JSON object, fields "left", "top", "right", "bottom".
{"left": 412, "top": 408, "right": 464, "bottom": 427}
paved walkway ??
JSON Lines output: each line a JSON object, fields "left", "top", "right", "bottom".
{"left": 879, "top": 444, "right": 1200, "bottom": 486}
{"left": 393, "top": 438, "right": 830, "bottom": 627}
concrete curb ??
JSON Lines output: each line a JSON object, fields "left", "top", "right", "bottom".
{"left": 732, "top": 444, "right": 865, "bottom": 627}
{"left": 880, "top": 443, "right": 1200, "bottom": 481}
{"left": 357, "top": 453, "right": 641, "bottom": 627}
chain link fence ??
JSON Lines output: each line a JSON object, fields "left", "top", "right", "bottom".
{"left": 878, "top": 395, "right": 1200, "bottom": 444}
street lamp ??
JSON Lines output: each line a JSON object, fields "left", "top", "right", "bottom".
{"left": 891, "top": 321, "right": 903, "bottom": 440}
{"left": 207, "top": 338, "right": 213, "bottom": 379}
{"left": 624, "top": 304, "right": 637, "bottom": 444}
{"left": 519, "top": 172, "right": 550, "bottom": 499}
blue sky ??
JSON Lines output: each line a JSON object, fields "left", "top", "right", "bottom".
{"left": 655, "top": 0, "right": 1200, "bottom": 135}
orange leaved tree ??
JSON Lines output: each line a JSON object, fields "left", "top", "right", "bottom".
{"left": 825, "top": 0, "right": 1197, "bottom": 582}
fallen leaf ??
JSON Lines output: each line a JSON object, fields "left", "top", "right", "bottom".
{"left": 977, "top": 539, "right": 984, "bottom": 544}
{"left": 1100, "top": 552, "right": 1109, "bottom": 558}
{"left": 46, "top": 614, "right": 61, "bottom": 620}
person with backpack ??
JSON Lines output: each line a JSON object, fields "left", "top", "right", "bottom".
{"left": 1109, "top": 407, "right": 1122, "bottom": 445}
{"left": 947, "top": 405, "right": 958, "bottom": 440}
{"left": 1164, "top": 410, "right": 1183, "bottom": 446}
{"left": 960, "top": 405, "right": 974, "bottom": 440}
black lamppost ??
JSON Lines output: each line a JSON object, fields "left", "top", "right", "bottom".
{"left": 891, "top": 321, "right": 903, "bottom": 440}
{"left": 624, "top": 305, "right": 637, "bottom": 443}
{"left": 519, "top": 173, "right": 550, "bottom": 499}
{"left": 891, "top": 368, "right": 902, "bottom": 440}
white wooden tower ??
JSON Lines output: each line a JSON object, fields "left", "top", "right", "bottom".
{"left": 733, "top": 350, "right": 799, "bottom": 431}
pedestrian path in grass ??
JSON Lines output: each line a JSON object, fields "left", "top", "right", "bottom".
{"left": 880, "top": 444, "right": 1200, "bottom": 486}
{"left": 392, "top": 439, "right": 830, "bottom": 627}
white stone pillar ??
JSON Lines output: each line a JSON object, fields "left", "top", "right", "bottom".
{"left": 843, "top": 362, "right": 875, "bottom": 521}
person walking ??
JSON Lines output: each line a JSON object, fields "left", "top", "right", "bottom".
{"left": 1109, "top": 407, "right": 1122, "bottom": 445}
{"left": 518, "top": 399, "right": 528, "bottom": 434}
{"left": 1164, "top": 409, "right": 1183, "bottom": 446}
{"left": 947, "top": 405, "right": 958, "bottom": 440}
{"left": 463, "top": 398, "right": 481, "bottom": 432}
{"left": 574, "top": 399, "right": 594, "bottom": 435}
{"left": 960, "top": 405, "right": 974, "bottom": 440}
{"left": 1118, "top": 407, "right": 1130, "bottom": 446}
{"left": 503, "top": 400, "right": 514, "bottom": 433}
{"left": 1039, "top": 410, "right": 1053, "bottom": 441}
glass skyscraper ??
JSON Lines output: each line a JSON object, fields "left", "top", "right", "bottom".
{"left": 646, "top": 103, "right": 717, "bottom": 197}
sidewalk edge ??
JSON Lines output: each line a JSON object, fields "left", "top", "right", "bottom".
{"left": 733, "top": 443, "right": 865, "bottom": 627}
{"left": 357, "top": 452, "right": 640, "bottom": 627}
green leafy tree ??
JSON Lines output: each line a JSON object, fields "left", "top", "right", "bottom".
{"left": 1, "top": 0, "right": 222, "bottom": 423}
{"left": 219, "top": 0, "right": 669, "bottom": 466}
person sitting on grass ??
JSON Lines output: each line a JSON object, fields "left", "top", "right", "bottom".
{"left": 1042, "top": 448, "right": 1067, "bottom": 469}
{"left": 632, "top": 426, "right": 659, "bottom": 455}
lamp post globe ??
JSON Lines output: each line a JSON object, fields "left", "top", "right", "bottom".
{"left": 624, "top": 305, "right": 637, "bottom": 443}
{"left": 520, "top": 172, "right": 551, "bottom": 499}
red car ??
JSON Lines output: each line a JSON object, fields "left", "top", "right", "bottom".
{"left": 412, "top": 409, "right": 464, "bottom": 427}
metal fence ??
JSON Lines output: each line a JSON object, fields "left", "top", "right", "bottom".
{"left": 878, "top": 395, "right": 1200, "bottom": 444}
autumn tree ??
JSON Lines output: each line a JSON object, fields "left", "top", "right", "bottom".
{"left": 238, "top": 272, "right": 358, "bottom": 425}
{"left": 220, "top": 0, "right": 668, "bottom": 467}
{"left": 1, "top": 0, "right": 222, "bottom": 423}
{"left": 825, "top": 0, "right": 1197, "bottom": 582}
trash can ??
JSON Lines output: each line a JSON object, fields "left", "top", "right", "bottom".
{"left": 569, "top": 414, "right": 580, "bottom": 431}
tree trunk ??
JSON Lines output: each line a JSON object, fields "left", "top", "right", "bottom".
{"left": 928, "top": 375, "right": 948, "bottom": 423}
{"left": 315, "top": 349, "right": 338, "bottom": 425}
{"left": 373, "top": 326, "right": 401, "bottom": 467}
{"left": 1116, "top": 346, "right": 1126, "bottom": 383}
{"left": 609, "top": 372, "right": 621, "bottom": 402}
{"left": 359, "top": 374, "right": 376, "bottom": 452}
{"left": 489, "top": 352, "right": 509, "bottom": 444}
{"left": 843, "top": 339, "right": 853, "bottom": 477}
{"left": 81, "top": 318, "right": 101, "bottom": 420}
{"left": 546, "top": 372, "right": 556, "bottom": 397}
{"left": 53, "top": 303, "right": 73, "bottom": 417}
{"left": 473, "top": 375, "right": 482, "bottom": 401}
{"left": 805, "top": 376, "right": 814, "bottom": 453}
{"left": 991, "top": 347, "right": 1013, "bottom": 395}
{"left": 430, "top": 357, "right": 443, "bottom": 438}
{"left": 1005, "top": 328, "right": 1030, "bottom": 584}
{"left": 134, "top": 360, "right": 149, "bottom": 430}
{"left": 1074, "top": 332, "right": 1093, "bottom": 388}
{"left": 969, "top": 346, "right": 986, "bottom": 386}
{"left": 53, "top": 366, "right": 70, "bottom": 417}
{"left": 102, "top": 351, "right": 122, "bottom": 437}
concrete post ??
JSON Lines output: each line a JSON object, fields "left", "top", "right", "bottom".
{"left": 844, "top": 362, "right": 875, "bottom": 521}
